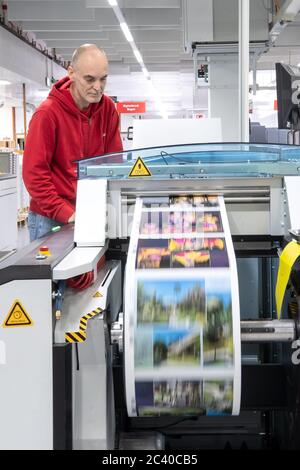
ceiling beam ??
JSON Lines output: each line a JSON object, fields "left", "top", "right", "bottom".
{"left": 20, "top": 20, "right": 106, "bottom": 31}
{"left": 8, "top": 1, "right": 95, "bottom": 21}
{"left": 86, "top": 0, "right": 180, "bottom": 8}
{"left": 40, "top": 38, "right": 109, "bottom": 47}
{"left": 36, "top": 31, "right": 108, "bottom": 40}
{"left": 94, "top": 8, "right": 181, "bottom": 26}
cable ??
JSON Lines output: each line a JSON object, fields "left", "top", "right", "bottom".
{"left": 75, "top": 343, "right": 80, "bottom": 371}
{"left": 133, "top": 415, "right": 199, "bottom": 434}
{"left": 67, "top": 255, "right": 106, "bottom": 290}
{"left": 160, "top": 150, "right": 194, "bottom": 164}
{"left": 159, "top": 152, "right": 169, "bottom": 165}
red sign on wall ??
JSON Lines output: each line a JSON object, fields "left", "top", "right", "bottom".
{"left": 117, "top": 102, "right": 146, "bottom": 114}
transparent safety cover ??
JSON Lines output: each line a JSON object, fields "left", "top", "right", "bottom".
{"left": 76, "top": 143, "right": 300, "bottom": 180}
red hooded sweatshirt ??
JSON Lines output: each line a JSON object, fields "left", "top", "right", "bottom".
{"left": 23, "top": 76, "right": 123, "bottom": 223}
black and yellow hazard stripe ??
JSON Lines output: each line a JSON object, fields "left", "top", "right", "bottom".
{"left": 65, "top": 307, "right": 102, "bottom": 343}
{"left": 65, "top": 331, "right": 86, "bottom": 343}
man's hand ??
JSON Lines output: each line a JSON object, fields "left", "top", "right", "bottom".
{"left": 68, "top": 213, "right": 75, "bottom": 223}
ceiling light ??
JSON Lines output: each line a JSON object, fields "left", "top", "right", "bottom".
{"left": 133, "top": 49, "right": 143, "bottom": 64}
{"left": 120, "top": 22, "right": 133, "bottom": 42}
{"left": 0, "top": 80, "right": 11, "bottom": 85}
{"left": 142, "top": 66, "right": 150, "bottom": 79}
{"left": 108, "top": 1, "right": 167, "bottom": 116}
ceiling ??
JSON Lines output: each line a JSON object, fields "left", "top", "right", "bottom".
{"left": 2, "top": 0, "right": 300, "bottom": 118}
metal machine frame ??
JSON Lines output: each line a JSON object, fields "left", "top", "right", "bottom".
{"left": 2, "top": 143, "right": 300, "bottom": 449}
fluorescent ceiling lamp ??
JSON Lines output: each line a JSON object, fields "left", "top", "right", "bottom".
{"left": 107, "top": 0, "right": 118, "bottom": 5}
{"left": 142, "top": 66, "right": 150, "bottom": 79}
{"left": 133, "top": 49, "right": 143, "bottom": 64}
{"left": 0, "top": 79, "right": 11, "bottom": 85}
{"left": 120, "top": 22, "right": 133, "bottom": 42}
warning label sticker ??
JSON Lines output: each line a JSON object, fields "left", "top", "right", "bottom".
{"left": 2, "top": 300, "right": 34, "bottom": 328}
{"left": 93, "top": 291, "right": 103, "bottom": 298}
{"left": 128, "top": 157, "right": 152, "bottom": 177}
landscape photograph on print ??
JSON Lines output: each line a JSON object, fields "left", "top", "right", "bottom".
{"left": 140, "top": 211, "right": 223, "bottom": 235}
{"left": 136, "top": 237, "right": 229, "bottom": 269}
{"left": 204, "top": 381, "right": 233, "bottom": 415}
{"left": 136, "top": 380, "right": 205, "bottom": 417}
{"left": 134, "top": 325, "right": 201, "bottom": 369}
{"left": 135, "top": 380, "right": 233, "bottom": 416}
{"left": 136, "top": 275, "right": 234, "bottom": 367}
{"left": 153, "top": 326, "right": 201, "bottom": 366}
{"left": 203, "top": 276, "right": 233, "bottom": 367}
{"left": 137, "top": 278, "right": 206, "bottom": 325}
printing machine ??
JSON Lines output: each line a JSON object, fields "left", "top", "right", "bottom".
{"left": 2, "top": 142, "right": 300, "bottom": 450}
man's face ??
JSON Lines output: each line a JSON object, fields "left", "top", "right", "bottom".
{"left": 68, "top": 52, "right": 108, "bottom": 107}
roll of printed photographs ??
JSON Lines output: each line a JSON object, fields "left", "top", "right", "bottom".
{"left": 124, "top": 195, "right": 241, "bottom": 417}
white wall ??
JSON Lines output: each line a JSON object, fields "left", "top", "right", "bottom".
{"left": 0, "top": 108, "right": 13, "bottom": 139}
{"left": 133, "top": 118, "right": 222, "bottom": 148}
{"left": 0, "top": 27, "right": 65, "bottom": 87}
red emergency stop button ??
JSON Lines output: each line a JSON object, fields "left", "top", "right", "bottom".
{"left": 39, "top": 246, "right": 51, "bottom": 257}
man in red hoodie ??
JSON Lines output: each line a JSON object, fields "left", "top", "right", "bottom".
{"left": 23, "top": 44, "right": 123, "bottom": 241}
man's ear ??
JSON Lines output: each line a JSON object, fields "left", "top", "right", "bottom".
{"left": 68, "top": 65, "right": 74, "bottom": 80}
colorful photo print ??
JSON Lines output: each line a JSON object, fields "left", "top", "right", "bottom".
{"left": 137, "top": 278, "right": 206, "bottom": 325}
{"left": 204, "top": 381, "right": 233, "bottom": 415}
{"left": 169, "top": 196, "right": 194, "bottom": 207}
{"left": 171, "top": 250, "right": 210, "bottom": 268}
{"left": 137, "top": 380, "right": 205, "bottom": 417}
{"left": 168, "top": 238, "right": 203, "bottom": 252}
{"left": 136, "top": 238, "right": 228, "bottom": 269}
{"left": 137, "top": 247, "right": 171, "bottom": 269}
{"left": 196, "top": 212, "right": 223, "bottom": 233}
{"left": 162, "top": 211, "right": 196, "bottom": 234}
{"left": 140, "top": 211, "right": 223, "bottom": 236}
{"left": 153, "top": 326, "right": 201, "bottom": 367}
{"left": 193, "top": 195, "right": 219, "bottom": 207}
{"left": 169, "top": 195, "right": 219, "bottom": 208}
{"left": 203, "top": 277, "right": 233, "bottom": 366}
{"left": 136, "top": 239, "right": 170, "bottom": 269}
{"left": 168, "top": 238, "right": 229, "bottom": 268}
{"left": 140, "top": 211, "right": 160, "bottom": 235}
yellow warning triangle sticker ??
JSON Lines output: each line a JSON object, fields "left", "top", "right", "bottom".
{"left": 128, "top": 157, "right": 152, "bottom": 177}
{"left": 93, "top": 291, "right": 103, "bottom": 298}
{"left": 2, "top": 300, "right": 34, "bottom": 328}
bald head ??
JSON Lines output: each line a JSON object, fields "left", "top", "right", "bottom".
{"left": 68, "top": 44, "right": 109, "bottom": 110}
{"left": 71, "top": 44, "right": 107, "bottom": 69}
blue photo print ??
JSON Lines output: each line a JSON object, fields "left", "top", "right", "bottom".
{"left": 153, "top": 325, "right": 201, "bottom": 367}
